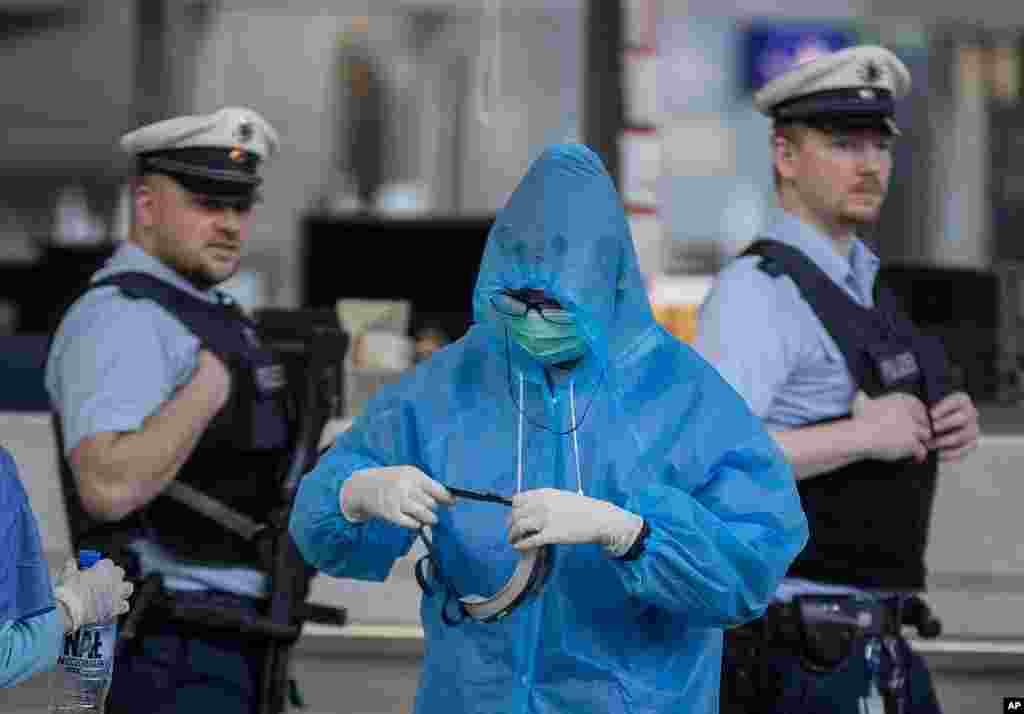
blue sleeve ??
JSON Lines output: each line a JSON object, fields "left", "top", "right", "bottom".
{"left": 0, "top": 609, "right": 63, "bottom": 688}
{"left": 612, "top": 359, "right": 809, "bottom": 627}
{"left": 46, "top": 294, "right": 197, "bottom": 454}
{"left": 0, "top": 447, "right": 55, "bottom": 625}
{"left": 694, "top": 258, "right": 800, "bottom": 418}
{"left": 289, "top": 402, "right": 419, "bottom": 582}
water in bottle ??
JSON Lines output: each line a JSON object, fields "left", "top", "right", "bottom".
{"left": 50, "top": 549, "right": 118, "bottom": 713}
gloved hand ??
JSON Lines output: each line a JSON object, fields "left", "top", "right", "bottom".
{"left": 53, "top": 558, "right": 134, "bottom": 633}
{"left": 507, "top": 488, "right": 645, "bottom": 557}
{"left": 340, "top": 465, "right": 455, "bottom": 529}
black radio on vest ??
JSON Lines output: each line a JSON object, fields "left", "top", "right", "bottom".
{"left": 743, "top": 239, "right": 956, "bottom": 590}
{"left": 54, "top": 271, "right": 294, "bottom": 569}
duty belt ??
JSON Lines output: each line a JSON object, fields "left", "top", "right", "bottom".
{"left": 728, "top": 593, "right": 941, "bottom": 672}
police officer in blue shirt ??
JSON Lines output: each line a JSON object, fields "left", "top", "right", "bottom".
{"left": 697, "top": 46, "right": 981, "bottom": 713}
{"left": 46, "top": 107, "right": 294, "bottom": 714}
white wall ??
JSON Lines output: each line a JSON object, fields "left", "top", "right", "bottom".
{"left": 189, "top": 2, "right": 582, "bottom": 308}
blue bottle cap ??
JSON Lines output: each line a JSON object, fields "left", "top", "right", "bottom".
{"left": 78, "top": 549, "right": 104, "bottom": 569}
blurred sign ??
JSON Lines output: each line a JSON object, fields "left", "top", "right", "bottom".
{"left": 740, "top": 21, "right": 859, "bottom": 93}
{"left": 661, "top": 119, "right": 736, "bottom": 177}
{"left": 624, "top": 47, "right": 659, "bottom": 126}
{"left": 620, "top": 127, "right": 661, "bottom": 208}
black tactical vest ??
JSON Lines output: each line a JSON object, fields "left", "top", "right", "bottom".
{"left": 55, "top": 271, "right": 294, "bottom": 569}
{"left": 743, "top": 239, "right": 955, "bottom": 590}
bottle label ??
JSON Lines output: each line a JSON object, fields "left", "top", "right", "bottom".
{"left": 57, "top": 625, "right": 116, "bottom": 677}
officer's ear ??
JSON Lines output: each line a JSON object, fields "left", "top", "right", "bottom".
{"left": 772, "top": 125, "right": 801, "bottom": 182}
{"left": 133, "top": 175, "right": 159, "bottom": 229}
{"left": 772, "top": 131, "right": 793, "bottom": 158}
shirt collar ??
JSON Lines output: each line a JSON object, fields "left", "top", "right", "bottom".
{"left": 764, "top": 210, "right": 880, "bottom": 301}
{"left": 94, "top": 242, "right": 218, "bottom": 303}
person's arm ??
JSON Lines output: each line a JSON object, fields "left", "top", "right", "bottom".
{"left": 769, "top": 421, "right": 869, "bottom": 479}
{"left": 772, "top": 390, "right": 932, "bottom": 480}
{"left": 604, "top": 357, "right": 808, "bottom": 628}
{"left": 49, "top": 298, "right": 231, "bottom": 522}
{"left": 694, "top": 263, "right": 799, "bottom": 418}
{"left": 0, "top": 609, "right": 63, "bottom": 688}
{"left": 696, "top": 266, "right": 931, "bottom": 482}
{"left": 0, "top": 448, "right": 63, "bottom": 688}
{"left": 290, "top": 400, "right": 421, "bottom": 582}
{"left": 70, "top": 350, "right": 231, "bottom": 521}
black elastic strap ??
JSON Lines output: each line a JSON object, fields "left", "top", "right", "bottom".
{"left": 446, "top": 486, "right": 513, "bottom": 507}
{"left": 615, "top": 518, "right": 649, "bottom": 561}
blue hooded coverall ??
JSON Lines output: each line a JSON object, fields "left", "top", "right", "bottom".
{"left": 1, "top": 446, "right": 62, "bottom": 687}
{"left": 290, "top": 144, "right": 809, "bottom": 713}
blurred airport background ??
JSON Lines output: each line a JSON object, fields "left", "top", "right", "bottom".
{"left": 3, "top": 1, "right": 1024, "bottom": 711}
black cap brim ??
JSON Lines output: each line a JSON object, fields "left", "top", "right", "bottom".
{"left": 772, "top": 87, "right": 900, "bottom": 135}
{"left": 138, "top": 148, "right": 262, "bottom": 201}
{"left": 160, "top": 172, "right": 261, "bottom": 204}
{"left": 803, "top": 114, "right": 901, "bottom": 136}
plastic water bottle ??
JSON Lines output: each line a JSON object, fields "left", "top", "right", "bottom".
{"left": 50, "top": 549, "right": 118, "bottom": 712}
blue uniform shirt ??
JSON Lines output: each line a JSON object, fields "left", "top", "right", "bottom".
{"left": 696, "top": 210, "right": 881, "bottom": 599}
{"left": 696, "top": 210, "right": 880, "bottom": 431}
{"left": 45, "top": 243, "right": 267, "bottom": 597}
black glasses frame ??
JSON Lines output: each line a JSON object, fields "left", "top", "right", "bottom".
{"left": 489, "top": 291, "right": 574, "bottom": 325}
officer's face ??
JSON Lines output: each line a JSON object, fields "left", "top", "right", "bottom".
{"left": 135, "top": 175, "right": 253, "bottom": 288}
{"left": 776, "top": 125, "right": 894, "bottom": 229}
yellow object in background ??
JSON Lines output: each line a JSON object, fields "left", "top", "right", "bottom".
{"left": 647, "top": 274, "right": 712, "bottom": 345}
{"left": 652, "top": 303, "right": 700, "bottom": 344}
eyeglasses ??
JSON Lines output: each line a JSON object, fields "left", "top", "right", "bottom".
{"left": 489, "top": 290, "right": 574, "bottom": 325}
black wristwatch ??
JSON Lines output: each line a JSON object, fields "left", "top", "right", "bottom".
{"left": 617, "top": 519, "right": 650, "bottom": 561}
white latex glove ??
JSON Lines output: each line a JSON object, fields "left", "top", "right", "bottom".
{"left": 507, "top": 488, "right": 645, "bottom": 557}
{"left": 53, "top": 558, "right": 133, "bottom": 633}
{"left": 340, "top": 465, "right": 455, "bottom": 529}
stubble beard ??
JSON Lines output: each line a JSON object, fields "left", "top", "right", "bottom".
{"left": 839, "top": 191, "right": 886, "bottom": 230}
{"left": 184, "top": 255, "right": 239, "bottom": 290}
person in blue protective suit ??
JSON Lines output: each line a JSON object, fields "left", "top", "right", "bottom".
{"left": 1, "top": 446, "right": 132, "bottom": 688}
{"left": 289, "top": 143, "right": 809, "bottom": 713}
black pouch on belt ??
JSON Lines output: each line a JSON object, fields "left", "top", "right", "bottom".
{"left": 792, "top": 595, "right": 863, "bottom": 672}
